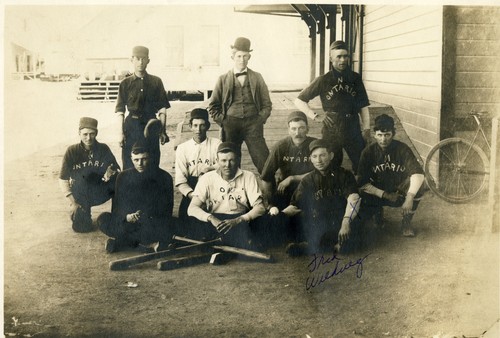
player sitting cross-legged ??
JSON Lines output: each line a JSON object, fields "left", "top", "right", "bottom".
{"left": 281, "top": 139, "right": 363, "bottom": 256}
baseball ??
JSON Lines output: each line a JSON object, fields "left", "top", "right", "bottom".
{"left": 269, "top": 207, "right": 279, "bottom": 216}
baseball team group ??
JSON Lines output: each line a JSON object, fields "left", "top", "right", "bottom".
{"left": 59, "top": 37, "right": 425, "bottom": 258}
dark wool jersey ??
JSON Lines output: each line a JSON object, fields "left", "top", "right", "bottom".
{"left": 59, "top": 141, "right": 119, "bottom": 184}
{"left": 115, "top": 72, "right": 170, "bottom": 119}
{"left": 357, "top": 140, "right": 424, "bottom": 191}
{"left": 291, "top": 165, "right": 358, "bottom": 221}
{"left": 261, "top": 136, "right": 317, "bottom": 182}
{"left": 112, "top": 168, "right": 173, "bottom": 223}
{"left": 297, "top": 68, "right": 369, "bottom": 115}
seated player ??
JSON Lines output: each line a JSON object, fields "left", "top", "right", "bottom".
{"left": 98, "top": 141, "right": 175, "bottom": 252}
{"left": 357, "top": 114, "right": 425, "bottom": 237}
{"left": 59, "top": 117, "right": 120, "bottom": 233}
{"left": 282, "top": 139, "right": 363, "bottom": 256}
{"left": 175, "top": 108, "right": 220, "bottom": 221}
{"left": 187, "top": 142, "right": 266, "bottom": 249}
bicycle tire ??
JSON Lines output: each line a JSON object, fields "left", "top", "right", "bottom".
{"left": 424, "top": 137, "right": 490, "bottom": 203}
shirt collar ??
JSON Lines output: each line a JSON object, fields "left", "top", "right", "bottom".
{"left": 233, "top": 68, "right": 248, "bottom": 75}
{"left": 216, "top": 167, "right": 243, "bottom": 181}
{"left": 132, "top": 71, "right": 149, "bottom": 80}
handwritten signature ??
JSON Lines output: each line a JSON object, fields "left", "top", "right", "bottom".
{"left": 306, "top": 252, "right": 370, "bottom": 290}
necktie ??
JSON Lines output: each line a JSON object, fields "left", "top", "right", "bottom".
{"left": 235, "top": 71, "right": 247, "bottom": 77}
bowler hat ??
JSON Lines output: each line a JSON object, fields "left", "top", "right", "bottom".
{"left": 132, "top": 46, "right": 149, "bottom": 58}
{"left": 79, "top": 117, "right": 98, "bottom": 131}
{"left": 231, "top": 37, "right": 253, "bottom": 52}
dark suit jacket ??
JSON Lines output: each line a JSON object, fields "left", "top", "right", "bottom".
{"left": 208, "top": 68, "right": 272, "bottom": 125}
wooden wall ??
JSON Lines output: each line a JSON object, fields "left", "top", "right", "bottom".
{"left": 451, "top": 6, "right": 500, "bottom": 118}
{"left": 362, "top": 6, "right": 444, "bottom": 160}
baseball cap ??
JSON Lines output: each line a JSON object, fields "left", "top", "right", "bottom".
{"left": 131, "top": 140, "right": 149, "bottom": 154}
{"left": 79, "top": 117, "right": 98, "bottom": 131}
{"left": 330, "top": 40, "right": 348, "bottom": 50}
{"left": 309, "top": 139, "right": 330, "bottom": 153}
{"left": 374, "top": 114, "right": 395, "bottom": 132}
{"left": 287, "top": 110, "right": 308, "bottom": 124}
{"left": 190, "top": 108, "right": 209, "bottom": 121}
{"left": 217, "top": 142, "right": 240, "bottom": 156}
{"left": 132, "top": 46, "right": 149, "bottom": 58}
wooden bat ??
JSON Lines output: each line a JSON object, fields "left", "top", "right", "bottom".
{"left": 108, "top": 238, "right": 220, "bottom": 271}
{"left": 172, "top": 235, "right": 273, "bottom": 261}
{"left": 157, "top": 253, "right": 213, "bottom": 271}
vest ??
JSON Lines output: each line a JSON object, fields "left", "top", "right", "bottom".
{"left": 226, "top": 77, "right": 258, "bottom": 118}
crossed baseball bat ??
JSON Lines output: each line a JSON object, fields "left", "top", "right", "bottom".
{"left": 108, "top": 235, "right": 273, "bottom": 271}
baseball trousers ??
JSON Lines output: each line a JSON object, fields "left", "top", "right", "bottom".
{"left": 70, "top": 176, "right": 116, "bottom": 233}
{"left": 98, "top": 212, "right": 176, "bottom": 246}
{"left": 321, "top": 112, "right": 365, "bottom": 174}
{"left": 122, "top": 115, "right": 161, "bottom": 170}
{"left": 221, "top": 115, "right": 269, "bottom": 174}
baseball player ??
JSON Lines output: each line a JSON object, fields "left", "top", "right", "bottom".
{"left": 115, "top": 45, "right": 170, "bottom": 170}
{"left": 357, "top": 114, "right": 425, "bottom": 237}
{"left": 294, "top": 40, "right": 371, "bottom": 173}
{"left": 59, "top": 117, "right": 120, "bottom": 233}
{"left": 282, "top": 139, "right": 362, "bottom": 256}
{"left": 208, "top": 37, "right": 272, "bottom": 174}
{"left": 98, "top": 141, "right": 175, "bottom": 253}
{"left": 260, "top": 110, "right": 317, "bottom": 245}
{"left": 175, "top": 108, "right": 221, "bottom": 221}
{"left": 187, "top": 142, "right": 266, "bottom": 249}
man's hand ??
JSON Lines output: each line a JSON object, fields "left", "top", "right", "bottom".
{"left": 70, "top": 202, "right": 82, "bottom": 215}
{"left": 382, "top": 191, "right": 399, "bottom": 203}
{"left": 362, "top": 129, "right": 371, "bottom": 144}
{"left": 401, "top": 193, "right": 415, "bottom": 216}
{"left": 119, "top": 134, "right": 125, "bottom": 148}
{"left": 126, "top": 210, "right": 142, "bottom": 223}
{"left": 102, "top": 164, "right": 118, "bottom": 182}
{"left": 277, "top": 176, "right": 293, "bottom": 194}
{"left": 214, "top": 216, "right": 243, "bottom": 234}
{"left": 160, "top": 132, "right": 169, "bottom": 145}
{"left": 338, "top": 218, "right": 351, "bottom": 246}
{"left": 323, "top": 114, "right": 335, "bottom": 128}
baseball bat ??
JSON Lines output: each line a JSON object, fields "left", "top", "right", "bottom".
{"left": 172, "top": 235, "right": 273, "bottom": 261}
{"left": 157, "top": 253, "right": 213, "bottom": 271}
{"left": 108, "top": 238, "right": 220, "bottom": 271}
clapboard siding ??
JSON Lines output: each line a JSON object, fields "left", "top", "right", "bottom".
{"left": 363, "top": 5, "right": 443, "bottom": 159}
{"left": 454, "top": 6, "right": 500, "bottom": 116}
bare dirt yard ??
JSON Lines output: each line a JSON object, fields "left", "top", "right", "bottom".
{"left": 3, "top": 80, "right": 499, "bottom": 337}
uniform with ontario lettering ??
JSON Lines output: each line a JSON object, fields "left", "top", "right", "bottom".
{"left": 187, "top": 142, "right": 266, "bottom": 249}
{"left": 59, "top": 117, "right": 120, "bottom": 232}
{"left": 295, "top": 40, "right": 370, "bottom": 173}
{"left": 175, "top": 108, "right": 221, "bottom": 220}
{"left": 357, "top": 114, "right": 425, "bottom": 237}
{"left": 283, "top": 140, "right": 363, "bottom": 255}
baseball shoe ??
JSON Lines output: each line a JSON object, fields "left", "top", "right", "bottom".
{"left": 71, "top": 207, "right": 94, "bottom": 233}
{"left": 401, "top": 215, "right": 415, "bottom": 237}
{"left": 285, "top": 241, "right": 309, "bottom": 257}
{"left": 144, "top": 119, "right": 162, "bottom": 139}
{"left": 105, "top": 238, "right": 118, "bottom": 253}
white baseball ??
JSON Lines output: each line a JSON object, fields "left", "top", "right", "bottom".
{"left": 269, "top": 207, "right": 279, "bottom": 216}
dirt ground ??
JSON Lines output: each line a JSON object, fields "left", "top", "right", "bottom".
{"left": 3, "top": 80, "right": 499, "bottom": 337}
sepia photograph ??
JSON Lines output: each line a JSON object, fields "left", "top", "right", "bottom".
{"left": 2, "top": 1, "right": 499, "bottom": 337}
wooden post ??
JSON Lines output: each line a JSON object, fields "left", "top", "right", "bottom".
{"left": 489, "top": 117, "right": 499, "bottom": 232}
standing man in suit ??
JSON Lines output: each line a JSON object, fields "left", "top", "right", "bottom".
{"left": 208, "top": 37, "right": 272, "bottom": 174}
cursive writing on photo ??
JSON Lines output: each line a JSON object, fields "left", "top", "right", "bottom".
{"left": 306, "top": 253, "right": 370, "bottom": 290}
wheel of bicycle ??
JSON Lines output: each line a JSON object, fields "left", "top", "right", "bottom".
{"left": 424, "top": 137, "right": 490, "bottom": 203}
